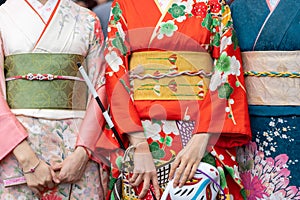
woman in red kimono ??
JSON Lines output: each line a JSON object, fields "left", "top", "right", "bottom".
{"left": 102, "top": 0, "right": 251, "bottom": 199}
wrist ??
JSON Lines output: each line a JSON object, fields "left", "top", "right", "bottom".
{"left": 133, "top": 141, "right": 150, "bottom": 153}
{"left": 193, "top": 133, "right": 211, "bottom": 138}
{"left": 22, "top": 159, "right": 41, "bottom": 174}
{"left": 127, "top": 132, "right": 148, "bottom": 146}
{"left": 191, "top": 133, "right": 211, "bottom": 145}
{"left": 76, "top": 146, "right": 91, "bottom": 160}
{"left": 13, "top": 140, "right": 39, "bottom": 168}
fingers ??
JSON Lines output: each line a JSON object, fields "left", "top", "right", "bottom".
{"left": 189, "top": 162, "right": 199, "bottom": 181}
{"left": 170, "top": 155, "right": 201, "bottom": 188}
{"left": 57, "top": 169, "right": 68, "bottom": 182}
{"left": 129, "top": 173, "right": 143, "bottom": 186}
{"left": 137, "top": 176, "right": 150, "bottom": 199}
{"left": 43, "top": 168, "right": 56, "bottom": 189}
{"left": 58, "top": 165, "right": 83, "bottom": 183}
{"left": 178, "top": 162, "right": 192, "bottom": 188}
{"left": 50, "top": 168, "right": 60, "bottom": 184}
{"left": 172, "top": 160, "right": 186, "bottom": 188}
{"left": 26, "top": 161, "right": 58, "bottom": 195}
{"left": 129, "top": 172, "right": 138, "bottom": 184}
{"left": 169, "top": 158, "right": 180, "bottom": 181}
{"left": 55, "top": 151, "right": 88, "bottom": 183}
{"left": 151, "top": 174, "right": 160, "bottom": 200}
{"left": 129, "top": 171, "right": 160, "bottom": 199}
{"left": 51, "top": 162, "right": 62, "bottom": 171}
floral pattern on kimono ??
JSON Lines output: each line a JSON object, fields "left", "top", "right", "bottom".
{"left": 101, "top": 0, "right": 251, "bottom": 199}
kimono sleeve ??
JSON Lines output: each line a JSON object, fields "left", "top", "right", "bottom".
{"left": 0, "top": 33, "right": 27, "bottom": 160}
{"left": 104, "top": 0, "right": 144, "bottom": 136}
{"left": 195, "top": 2, "right": 251, "bottom": 148}
{"left": 76, "top": 13, "right": 107, "bottom": 151}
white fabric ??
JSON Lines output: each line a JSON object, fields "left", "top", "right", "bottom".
{"left": 157, "top": 0, "right": 172, "bottom": 12}
{"left": 242, "top": 51, "right": 300, "bottom": 106}
{"left": 11, "top": 109, "right": 85, "bottom": 119}
{"left": 27, "top": 0, "right": 58, "bottom": 22}
{"left": 0, "top": 0, "right": 98, "bottom": 119}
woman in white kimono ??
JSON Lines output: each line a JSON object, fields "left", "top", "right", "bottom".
{"left": 0, "top": 0, "right": 106, "bottom": 199}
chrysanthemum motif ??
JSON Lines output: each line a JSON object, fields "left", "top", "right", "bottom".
{"left": 237, "top": 142, "right": 300, "bottom": 200}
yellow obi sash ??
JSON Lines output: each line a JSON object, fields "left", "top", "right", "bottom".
{"left": 5, "top": 53, "right": 87, "bottom": 110}
{"left": 242, "top": 51, "right": 300, "bottom": 106}
{"left": 129, "top": 51, "right": 213, "bottom": 100}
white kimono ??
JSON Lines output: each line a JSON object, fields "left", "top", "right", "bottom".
{"left": 0, "top": 0, "right": 106, "bottom": 199}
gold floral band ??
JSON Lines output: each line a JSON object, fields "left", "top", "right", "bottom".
{"left": 129, "top": 51, "right": 213, "bottom": 100}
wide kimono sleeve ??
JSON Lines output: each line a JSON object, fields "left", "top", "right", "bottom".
{"left": 195, "top": 2, "right": 251, "bottom": 148}
{"left": 104, "top": 0, "right": 144, "bottom": 137}
{"left": 76, "top": 13, "right": 107, "bottom": 152}
{"left": 0, "top": 32, "right": 28, "bottom": 160}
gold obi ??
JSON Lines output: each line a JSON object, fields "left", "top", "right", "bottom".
{"left": 129, "top": 51, "right": 213, "bottom": 100}
{"left": 5, "top": 53, "right": 87, "bottom": 110}
{"left": 242, "top": 51, "right": 300, "bottom": 106}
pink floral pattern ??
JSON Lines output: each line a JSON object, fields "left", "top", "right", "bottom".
{"left": 0, "top": 117, "right": 104, "bottom": 200}
{"left": 237, "top": 142, "right": 300, "bottom": 199}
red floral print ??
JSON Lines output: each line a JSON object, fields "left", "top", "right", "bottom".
{"left": 191, "top": 2, "right": 208, "bottom": 18}
{"left": 42, "top": 194, "right": 63, "bottom": 200}
{"left": 209, "top": 0, "right": 222, "bottom": 13}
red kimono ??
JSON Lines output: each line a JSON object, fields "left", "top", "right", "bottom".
{"left": 100, "top": 0, "right": 251, "bottom": 199}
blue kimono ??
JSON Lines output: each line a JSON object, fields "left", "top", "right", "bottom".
{"left": 230, "top": 0, "right": 300, "bottom": 199}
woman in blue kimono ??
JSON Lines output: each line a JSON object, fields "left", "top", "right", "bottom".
{"left": 230, "top": 0, "right": 300, "bottom": 199}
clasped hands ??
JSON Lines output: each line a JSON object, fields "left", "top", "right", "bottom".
{"left": 23, "top": 146, "right": 89, "bottom": 197}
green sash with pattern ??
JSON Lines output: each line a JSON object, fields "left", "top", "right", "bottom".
{"left": 5, "top": 53, "right": 87, "bottom": 110}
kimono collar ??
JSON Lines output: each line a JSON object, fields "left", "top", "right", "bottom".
{"left": 156, "top": 0, "right": 173, "bottom": 12}
{"left": 26, "top": 0, "right": 58, "bottom": 22}
{"left": 266, "top": 0, "right": 280, "bottom": 12}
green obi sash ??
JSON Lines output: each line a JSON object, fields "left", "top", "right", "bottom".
{"left": 5, "top": 53, "right": 87, "bottom": 110}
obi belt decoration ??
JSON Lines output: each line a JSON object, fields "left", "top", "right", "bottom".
{"left": 129, "top": 51, "right": 213, "bottom": 101}
{"left": 5, "top": 53, "right": 87, "bottom": 110}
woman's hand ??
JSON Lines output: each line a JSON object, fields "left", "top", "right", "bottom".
{"left": 169, "top": 133, "right": 210, "bottom": 188}
{"left": 13, "top": 140, "right": 58, "bottom": 197}
{"left": 51, "top": 146, "right": 89, "bottom": 183}
{"left": 127, "top": 132, "right": 160, "bottom": 200}
{"left": 23, "top": 160, "right": 58, "bottom": 197}
{"left": 128, "top": 141, "right": 160, "bottom": 200}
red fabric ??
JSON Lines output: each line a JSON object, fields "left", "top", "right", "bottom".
{"left": 103, "top": 0, "right": 251, "bottom": 149}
